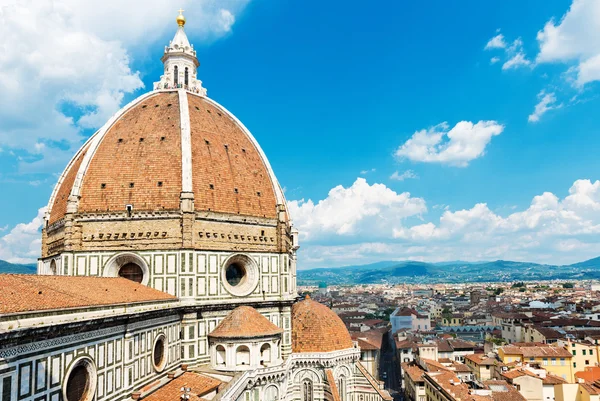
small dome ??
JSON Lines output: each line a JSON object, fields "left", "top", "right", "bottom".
{"left": 209, "top": 306, "right": 283, "bottom": 339}
{"left": 292, "top": 295, "right": 354, "bottom": 353}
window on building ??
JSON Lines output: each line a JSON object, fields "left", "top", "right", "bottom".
{"left": 337, "top": 376, "right": 347, "bottom": 401}
{"left": 542, "top": 358, "right": 548, "bottom": 366}
{"left": 302, "top": 380, "right": 313, "bottom": 401}
{"left": 216, "top": 345, "right": 226, "bottom": 366}
{"left": 236, "top": 345, "right": 250, "bottom": 366}
{"left": 174, "top": 66, "right": 178, "bottom": 85}
{"left": 573, "top": 350, "right": 576, "bottom": 356}
{"left": 583, "top": 349, "right": 587, "bottom": 356}
{"left": 118, "top": 263, "right": 143, "bottom": 283}
{"left": 184, "top": 67, "right": 189, "bottom": 86}
{"left": 260, "top": 343, "right": 272, "bottom": 366}
{"left": 591, "top": 349, "right": 594, "bottom": 355}
{"left": 586, "top": 360, "right": 590, "bottom": 365}
{"left": 65, "top": 360, "right": 95, "bottom": 401}
{"left": 561, "top": 358, "right": 566, "bottom": 366}
{"left": 574, "top": 362, "right": 577, "bottom": 368}
{"left": 551, "top": 358, "right": 556, "bottom": 365}
{"left": 152, "top": 335, "right": 167, "bottom": 371}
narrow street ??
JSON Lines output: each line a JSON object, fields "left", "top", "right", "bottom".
{"left": 379, "top": 331, "right": 403, "bottom": 400}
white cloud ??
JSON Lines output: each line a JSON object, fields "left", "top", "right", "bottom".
{"left": 528, "top": 91, "right": 560, "bottom": 122}
{"left": 536, "top": 0, "right": 600, "bottom": 86}
{"left": 486, "top": 33, "right": 532, "bottom": 71}
{"left": 291, "top": 179, "right": 600, "bottom": 268}
{"left": 395, "top": 121, "right": 504, "bottom": 167}
{"left": 485, "top": 34, "right": 506, "bottom": 49}
{"left": 0, "top": 0, "right": 250, "bottom": 173}
{"left": 0, "top": 207, "right": 45, "bottom": 263}
{"left": 502, "top": 53, "right": 532, "bottom": 70}
{"left": 390, "top": 170, "right": 418, "bottom": 181}
{"left": 287, "top": 178, "right": 426, "bottom": 241}
{"left": 360, "top": 168, "right": 376, "bottom": 175}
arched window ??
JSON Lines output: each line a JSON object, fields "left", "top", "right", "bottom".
{"left": 236, "top": 345, "right": 250, "bottom": 367}
{"left": 260, "top": 343, "right": 271, "bottom": 366}
{"left": 174, "top": 66, "right": 179, "bottom": 85}
{"left": 50, "top": 259, "right": 57, "bottom": 275}
{"left": 118, "top": 263, "right": 143, "bottom": 283}
{"left": 264, "top": 386, "right": 279, "bottom": 401}
{"left": 302, "top": 379, "right": 313, "bottom": 401}
{"left": 216, "top": 345, "right": 226, "bottom": 366}
{"left": 337, "top": 376, "right": 347, "bottom": 401}
{"left": 185, "top": 67, "right": 189, "bottom": 86}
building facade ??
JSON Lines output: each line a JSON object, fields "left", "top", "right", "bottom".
{"left": 0, "top": 11, "right": 391, "bottom": 401}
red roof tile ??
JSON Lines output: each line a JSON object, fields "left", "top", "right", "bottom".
{"left": 292, "top": 296, "right": 354, "bottom": 353}
{"left": 143, "top": 372, "right": 221, "bottom": 401}
{"left": 0, "top": 275, "right": 175, "bottom": 314}
{"left": 208, "top": 306, "right": 282, "bottom": 339}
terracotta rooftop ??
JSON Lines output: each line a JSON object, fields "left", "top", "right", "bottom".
{"left": 576, "top": 367, "right": 600, "bottom": 383}
{"left": 292, "top": 295, "right": 354, "bottom": 353}
{"left": 402, "top": 362, "right": 425, "bottom": 383}
{"left": 143, "top": 372, "right": 222, "bottom": 401}
{"left": 208, "top": 306, "right": 282, "bottom": 339}
{"left": 0, "top": 275, "right": 175, "bottom": 314}
{"left": 465, "top": 353, "right": 497, "bottom": 366}
{"left": 356, "top": 362, "right": 393, "bottom": 401}
{"left": 501, "top": 345, "right": 572, "bottom": 358}
{"left": 325, "top": 369, "right": 341, "bottom": 401}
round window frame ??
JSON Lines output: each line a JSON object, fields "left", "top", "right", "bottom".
{"left": 103, "top": 252, "right": 150, "bottom": 286}
{"left": 220, "top": 254, "right": 259, "bottom": 297}
{"left": 152, "top": 333, "right": 168, "bottom": 372}
{"left": 62, "top": 356, "right": 97, "bottom": 401}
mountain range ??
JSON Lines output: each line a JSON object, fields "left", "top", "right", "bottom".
{"left": 297, "top": 256, "right": 600, "bottom": 286}
{"left": 2, "top": 256, "right": 599, "bottom": 286}
{"left": 0, "top": 260, "right": 37, "bottom": 274}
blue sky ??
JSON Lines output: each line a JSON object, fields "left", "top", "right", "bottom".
{"left": 1, "top": 0, "right": 599, "bottom": 267}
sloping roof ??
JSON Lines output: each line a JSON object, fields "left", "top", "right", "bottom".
{"left": 144, "top": 372, "right": 222, "bottom": 401}
{"left": 0, "top": 275, "right": 175, "bottom": 314}
{"left": 501, "top": 345, "right": 572, "bottom": 358}
{"left": 402, "top": 362, "right": 425, "bottom": 383}
{"left": 325, "top": 369, "right": 341, "bottom": 401}
{"left": 208, "top": 306, "right": 282, "bottom": 339}
{"left": 356, "top": 362, "right": 393, "bottom": 401}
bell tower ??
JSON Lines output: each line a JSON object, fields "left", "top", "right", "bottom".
{"left": 153, "top": 9, "right": 207, "bottom": 95}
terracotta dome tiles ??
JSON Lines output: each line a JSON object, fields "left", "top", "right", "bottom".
{"left": 79, "top": 91, "right": 183, "bottom": 213}
{"left": 208, "top": 305, "right": 283, "bottom": 339}
{"left": 292, "top": 296, "right": 354, "bottom": 353}
{"left": 48, "top": 91, "right": 280, "bottom": 222}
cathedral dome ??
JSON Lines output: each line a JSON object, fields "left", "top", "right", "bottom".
{"left": 46, "top": 90, "right": 286, "bottom": 225}
{"left": 291, "top": 295, "right": 354, "bottom": 353}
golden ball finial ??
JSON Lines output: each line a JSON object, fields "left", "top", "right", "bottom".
{"left": 176, "top": 8, "right": 186, "bottom": 27}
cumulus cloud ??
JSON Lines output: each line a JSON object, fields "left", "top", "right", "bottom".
{"left": 0, "top": 207, "right": 45, "bottom": 264}
{"left": 390, "top": 170, "right": 418, "bottom": 181}
{"left": 485, "top": 34, "right": 506, "bottom": 49}
{"left": 503, "top": 53, "right": 532, "bottom": 70}
{"left": 485, "top": 33, "right": 532, "bottom": 71}
{"left": 536, "top": 0, "right": 600, "bottom": 86}
{"left": 287, "top": 178, "right": 426, "bottom": 241}
{"left": 528, "top": 91, "right": 560, "bottom": 122}
{"left": 290, "top": 179, "right": 600, "bottom": 268}
{"left": 0, "top": 0, "right": 250, "bottom": 173}
{"left": 394, "top": 121, "right": 504, "bottom": 167}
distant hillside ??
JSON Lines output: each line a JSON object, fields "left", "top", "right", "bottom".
{"left": 0, "top": 260, "right": 36, "bottom": 274}
{"left": 297, "top": 256, "right": 600, "bottom": 286}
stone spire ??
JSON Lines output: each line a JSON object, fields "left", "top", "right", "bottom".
{"left": 153, "top": 10, "right": 207, "bottom": 95}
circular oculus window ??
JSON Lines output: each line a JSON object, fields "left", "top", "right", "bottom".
{"left": 63, "top": 358, "right": 97, "bottom": 401}
{"left": 221, "top": 254, "right": 258, "bottom": 297}
{"left": 152, "top": 334, "right": 168, "bottom": 372}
